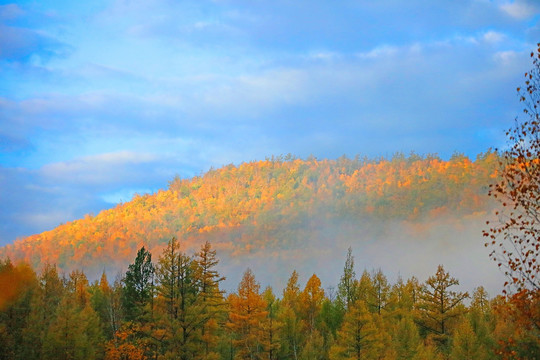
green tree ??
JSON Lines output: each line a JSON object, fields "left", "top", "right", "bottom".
{"left": 122, "top": 247, "right": 155, "bottom": 322}
{"left": 416, "top": 265, "right": 468, "bottom": 350}
{"left": 43, "top": 271, "right": 103, "bottom": 360}
{"left": 155, "top": 237, "right": 200, "bottom": 359}
{"left": 194, "top": 240, "right": 226, "bottom": 359}
{"left": 329, "top": 300, "right": 382, "bottom": 360}
{"left": 337, "top": 247, "right": 358, "bottom": 310}
{"left": 393, "top": 316, "right": 420, "bottom": 360}
{"left": 278, "top": 270, "right": 303, "bottom": 360}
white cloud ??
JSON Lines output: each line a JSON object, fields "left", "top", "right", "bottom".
{"left": 500, "top": 0, "right": 539, "bottom": 19}
{"left": 356, "top": 45, "right": 399, "bottom": 59}
{"left": 493, "top": 50, "right": 518, "bottom": 64}
{"left": 41, "top": 151, "right": 158, "bottom": 185}
{"left": 482, "top": 30, "right": 506, "bottom": 44}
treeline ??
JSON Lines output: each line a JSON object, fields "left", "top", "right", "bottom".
{"left": 1, "top": 240, "right": 537, "bottom": 360}
{"left": 1, "top": 152, "right": 498, "bottom": 272}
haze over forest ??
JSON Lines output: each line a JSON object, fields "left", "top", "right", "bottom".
{"left": 1, "top": 152, "right": 505, "bottom": 294}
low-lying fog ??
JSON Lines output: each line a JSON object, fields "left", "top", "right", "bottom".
{"left": 217, "top": 212, "right": 505, "bottom": 298}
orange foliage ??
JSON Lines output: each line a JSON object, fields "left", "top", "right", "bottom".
{"left": 0, "top": 152, "right": 500, "bottom": 274}
{"left": 0, "top": 261, "right": 36, "bottom": 311}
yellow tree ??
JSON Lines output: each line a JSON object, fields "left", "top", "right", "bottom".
{"left": 278, "top": 270, "right": 303, "bottom": 360}
{"left": 227, "top": 268, "right": 268, "bottom": 360}
{"left": 299, "top": 274, "right": 325, "bottom": 335}
{"left": 329, "top": 300, "right": 381, "bottom": 360}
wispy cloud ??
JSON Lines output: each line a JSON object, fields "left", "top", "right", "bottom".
{"left": 500, "top": 0, "right": 540, "bottom": 20}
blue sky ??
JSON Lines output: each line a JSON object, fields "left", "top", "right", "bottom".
{"left": 0, "top": 0, "right": 539, "bottom": 246}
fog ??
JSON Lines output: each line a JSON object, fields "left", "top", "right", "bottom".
{"left": 215, "top": 211, "right": 504, "bottom": 298}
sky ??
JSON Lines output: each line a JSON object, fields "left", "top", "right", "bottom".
{"left": 0, "top": 0, "right": 539, "bottom": 246}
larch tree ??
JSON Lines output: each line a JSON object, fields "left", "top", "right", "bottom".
{"left": 227, "top": 268, "right": 268, "bottom": 360}
{"left": 155, "top": 237, "right": 201, "bottom": 359}
{"left": 194, "top": 240, "right": 226, "bottom": 359}
{"left": 278, "top": 270, "right": 303, "bottom": 360}
{"left": 416, "top": 265, "right": 468, "bottom": 349}
{"left": 329, "top": 300, "right": 381, "bottom": 360}
{"left": 337, "top": 247, "right": 358, "bottom": 310}
{"left": 262, "top": 286, "right": 281, "bottom": 360}
{"left": 299, "top": 274, "right": 325, "bottom": 335}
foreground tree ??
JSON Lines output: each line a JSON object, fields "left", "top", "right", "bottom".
{"left": 416, "top": 265, "right": 468, "bottom": 350}
{"left": 227, "top": 269, "right": 268, "bottom": 360}
{"left": 484, "top": 43, "right": 540, "bottom": 293}
{"left": 122, "top": 247, "right": 155, "bottom": 322}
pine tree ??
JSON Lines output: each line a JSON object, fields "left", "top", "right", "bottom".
{"left": 368, "top": 269, "right": 390, "bottom": 315}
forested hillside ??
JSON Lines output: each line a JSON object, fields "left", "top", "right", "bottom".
{"left": 0, "top": 152, "right": 498, "bottom": 274}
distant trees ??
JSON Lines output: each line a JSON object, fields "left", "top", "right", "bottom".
{"left": 2, "top": 150, "right": 500, "bottom": 273}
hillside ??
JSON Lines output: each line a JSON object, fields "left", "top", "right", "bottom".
{"left": 0, "top": 152, "right": 499, "bottom": 275}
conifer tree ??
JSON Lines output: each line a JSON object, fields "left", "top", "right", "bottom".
{"left": 299, "top": 274, "right": 325, "bottom": 335}
{"left": 329, "top": 300, "right": 381, "bottom": 360}
{"left": 449, "top": 319, "right": 489, "bottom": 360}
{"left": 227, "top": 268, "right": 268, "bottom": 360}
{"left": 278, "top": 270, "right": 303, "bottom": 360}
{"left": 393, "top": 316, "right": 420, "bottom": 360}
{"left": 337, "top": 247, "right": 358, "bottom": 310}
{"left": 262, "top": 286, "right": 281, "bottom": 360}
{"left": 20, "top": 263, "right": 64, "bottom": 360}
{"left": 155, "top": 237, "right": 201, "bottom": 359}
{"left": 416, "top": 265, "right": 468, "bottom": 350}
{"left": 43, "top": 271, "right": 103, "bottom": 360}
{"left": 122, "top": 247, "right": 155, "bottom": 322}
{"left": 194, "top": 240, "right": 226, "bottom": 359}
{"left": 368, "top": 269, "right": 390, "bottom": 315}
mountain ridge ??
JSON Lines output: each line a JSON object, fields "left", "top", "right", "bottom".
{"left": 0, "top": 152, "right": 499, "bottom": 277}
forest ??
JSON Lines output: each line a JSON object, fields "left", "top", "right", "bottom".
{"left": 0, "top": 152, "right": 499, "bottom": 275}
{"left": 1, "top": 238, "right": 537, "bottom": 360}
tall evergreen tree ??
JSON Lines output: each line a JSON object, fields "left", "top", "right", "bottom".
{"left": 122, "top": 247, "right": 155, "bottom": 322}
